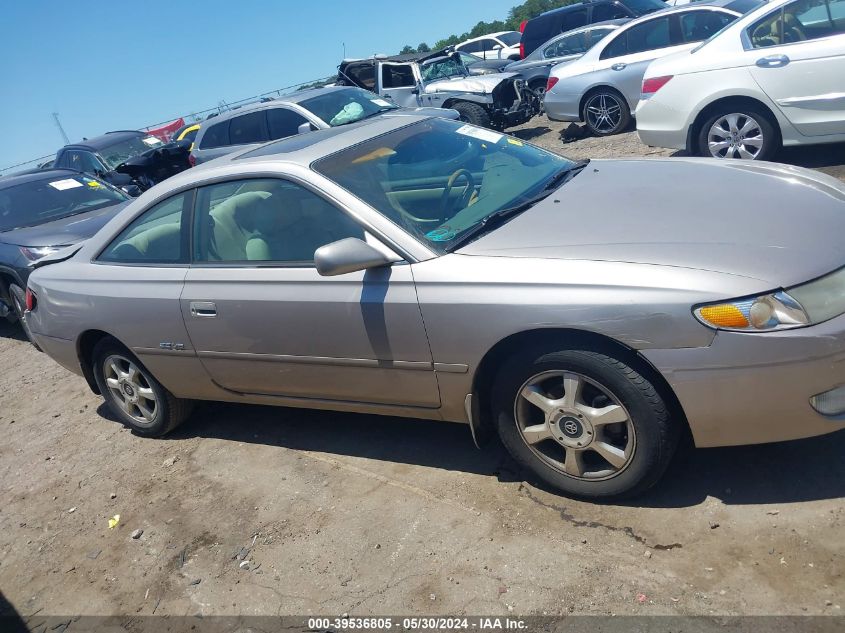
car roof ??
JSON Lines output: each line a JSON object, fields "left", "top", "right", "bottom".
{"left": 611, "top": 0, "right": 742, "bottom": 29}
{"left": 195, "top": 86, "right": 354, "bottom": 130}
{"left": 60, "top": 130, "right": 147, "bottom": 152}
{"left": 0, "top": 168, "right": 85, "bottom": 190}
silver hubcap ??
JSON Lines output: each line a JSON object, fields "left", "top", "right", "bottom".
{"left": 585, "top": 93, "right": 623, "bottom": 133}
{"left": 708, "top": 113, "right": 764, "bottom": 159}
{"left": 514, "top": 370, "right": 635, "bottom": 480}
{"left": 104, "top": 355, "right": 158, "bottom": 426}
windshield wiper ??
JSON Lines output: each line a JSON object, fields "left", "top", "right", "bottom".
{"left": 445, "top": 160, "right": 589, "bottom": 252}
{"left": 541, "top": 159, "right": 589, "bottom": 192}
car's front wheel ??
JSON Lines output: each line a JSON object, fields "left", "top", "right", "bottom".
{"left": 492, "top": 347, "right": 679, "bottom": 499}
{"left": 697, "top": 106, "right": 779, "bottom": 161}
{"left": 452, "top": 102, "right": 492, "bottom": 128}
{"left": 93, "top": 338, "right": 193, "bottom": 437}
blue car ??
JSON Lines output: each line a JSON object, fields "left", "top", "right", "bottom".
{"left": 0, "top": 169, "right": 129, "bottom": 342}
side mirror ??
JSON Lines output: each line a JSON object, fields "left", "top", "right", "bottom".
{"left": 314, "top": 238, "right": 395, "bottom": 276}
{"left": 297, "top": 122, "right": 317, "bottom": 135}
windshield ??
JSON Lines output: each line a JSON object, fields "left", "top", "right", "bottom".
{"left": 498, "top": 32, "right": 522, "bottom": 46}
{"left": 624, "top": 0, "right": 668, "bottom": 14}
{"left": 420, "top": 56, "right": 467, "bottom": 82}
{"left": 298, "top": 87, "right": 399, "bottom": 127}
{"left": 0, "top": 174, "right": 127, "bottom": 232}
{"left": 98, "top": 136, "right": 163, "bottom": 169}
{"left": 313, "top": 118, "right": 576, "bottom": 253}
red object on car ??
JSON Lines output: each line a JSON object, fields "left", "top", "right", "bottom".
{"left": 188, "top": 153, "right": 196, "bottom": 168}
{"left": 546, "top": 76, "right": 559, "bottom": 92}
{"left": 25, "top": 287, "right": 36, "bottom": 312}
{"left": 519, "top": 20, "right": 527, "bottom": 58}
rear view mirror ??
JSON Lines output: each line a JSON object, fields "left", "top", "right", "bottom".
{"left": 314, "top": 238, "right": 396, "bottom": 276}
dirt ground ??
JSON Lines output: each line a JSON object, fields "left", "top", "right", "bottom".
{"left": 1, "top": 119, "right": 844, "bottom": 623}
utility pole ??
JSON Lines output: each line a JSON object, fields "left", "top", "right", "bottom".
{"left": 342, "top": 42, "right": 346, "bottom": 59}
{"left": 52, "top": 112, "right": 70, "bottom": 145}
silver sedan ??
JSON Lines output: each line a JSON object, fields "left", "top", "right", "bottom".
{"left": 26, "top": 115, "right": 845, "bottom": 499}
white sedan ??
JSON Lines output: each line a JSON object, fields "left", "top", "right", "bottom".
{"left": 636, "top": 0, "right": 845, "bottom": 160}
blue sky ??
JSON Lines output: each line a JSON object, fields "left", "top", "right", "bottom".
{"left": 0, "top": 0, "right": 517, "bottom": 171}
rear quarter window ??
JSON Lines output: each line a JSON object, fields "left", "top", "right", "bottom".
{"left": 199, "top": 121, "right": 229, "bottom": 149}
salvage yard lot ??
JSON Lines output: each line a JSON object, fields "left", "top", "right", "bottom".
{"left": 2, "top": 118, "right": 844, "bottom": 619}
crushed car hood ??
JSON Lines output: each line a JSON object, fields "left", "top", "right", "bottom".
{"left": 425, "top": 73, "right": 517, "bottom": 94}
{"left": 0, "top": 201, "right": 129, "bottom": 247}
{"left": 458, "top": 158, "right": 845, "bottom": 287}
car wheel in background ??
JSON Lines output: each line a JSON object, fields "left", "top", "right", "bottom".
{"left": 581, "top": 89, "right": 631, "bottom": 136}
{"left": 93, "top": 338, "right": 193, "bottom": 437}
{"left": 9, "top": 283, "right": 38, "bottom": 348}
{"left": 697, "top": 106, "right": 779, "bottom": 161}
{"left": 529, "top": 80, "right": 547, "bottom": 111}
{"left": 452, "top": 102, "right": 492, "bottom": 128}
{"left": 492, "top": 347, "right": 679, "bottom": 499}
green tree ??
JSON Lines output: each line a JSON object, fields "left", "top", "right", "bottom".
{"left": 400, "top": 45, "right": 416, "bottom": 54}
{"left": 417, "top": 42, "right": 431, "bottom": 52}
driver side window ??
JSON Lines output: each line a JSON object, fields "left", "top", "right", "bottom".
{"left": 61, "top": 150, "right": 105, "bottom": 175}
{"left": 192, "top": 178, "right": 365, "bottom": 265}
{"left": 544, "top": 32, "right": 587, "bottom": 57}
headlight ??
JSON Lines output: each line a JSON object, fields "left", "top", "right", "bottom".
{"left": 694, "top": 267, "right": 845, "bottom": 332}
{"left": 20, "top": 246, "right": 63, "bottom": 262}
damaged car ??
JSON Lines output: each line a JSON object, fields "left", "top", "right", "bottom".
{"left": 54, "top": 130, "right": 192, "bottom": 195}
{"left": 337, "top": 50, "right": 539, "bottom": 129}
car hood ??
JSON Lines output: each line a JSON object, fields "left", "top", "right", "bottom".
{"left": 458, "top": 158, "right": 845, "bottom": 287}
{"left": 0, "top": 201, "right": 129, "bottom": 247}
{"left": 425, "top": 73, "right": 517, "bottom": 94}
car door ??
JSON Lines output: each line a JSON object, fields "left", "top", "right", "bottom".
{"left": 597, "top": 13, "right": 703, "bottom": 108}
{"left": 379, "top": 63, "right": 422, "bottom": 108}
{"left": 746, "top": 0, "right": 845, "bottom": 136}
{"left": 179, "top": 176, "right": 440, "bottom": 408}
{"left": 93, "top": 190, "right": 201, "bottom": 395}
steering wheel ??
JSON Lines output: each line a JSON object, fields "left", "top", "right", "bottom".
{"left": 439, "top": 169, "right": 476, "bottom": 220}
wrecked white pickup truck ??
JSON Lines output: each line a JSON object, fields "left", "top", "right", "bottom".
{"left": 336, "top": 49, "right": 540, "bottom": 130}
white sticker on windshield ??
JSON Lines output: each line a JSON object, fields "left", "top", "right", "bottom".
{"left": 372, "top": 98, "right": 391, "bottom": 107}
{"left": 455, "top": 124, "right": 504, "bottom": 144}
{"left": 142, "top": 136, "right": 162, "bottom": 146}
{"left": 48, "top": 178, "right": 83, "bottom": 191}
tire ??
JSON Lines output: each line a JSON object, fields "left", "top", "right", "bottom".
{"left": 492, "top": 347, "right": 679, "bottom": 499}
{"left": 9, "top": 283, "right": 39, "bottom": 349}
{"left": 452, "top": 102, "right": 492, "bottom": 128}
{"left": 529, "top": 80, "right": 547, "bottom": 112}
{"left": 92, "top": 337, "right": 193, "bottom": 437}
{"left": 581, "top": 88, "right": 631, "bottom": 136}
{"left": 697, "top": 105, "right": 779, "bottom": 161}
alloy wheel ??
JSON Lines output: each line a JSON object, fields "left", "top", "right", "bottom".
{"left": 103, "top": 354, "right": 159, "bottom": 427}
{"left": 584, "top": 93, "right": 623, "bottom": 134}
{"left": 514, "top": 370, "right": 636, "bottom": 480}
{"left": 707, "top": 113, "right": 764, "bottom": 159}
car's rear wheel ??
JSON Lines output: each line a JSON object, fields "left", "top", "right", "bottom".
{"left": 529, "top": 79, "right": 547, "bottom": 111}
{"left": 93, "top": 338, "right": 193, "bottom": 437}
{"left": 492, "top": 347, "right": 679, "bottom": 499}
{"left": 582, "top": 89, "right": 630, "bottom": 136}
{"left": 697, "top": 106, "right": 779, "bottom": 161}
{"left": 9, "top": 283, "right": 38, "bottom": 347}
{"left": 452, "top": 102, "right": 492, "bottom": 128}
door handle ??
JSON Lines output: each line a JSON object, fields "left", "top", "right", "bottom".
{"left": 190, "top": 301, "right": 217, "bottom": 318}
{"left": 611, "top": 63, "right": 627, "bottom": 71}
{"left": 756, "top": 54, "right": 790, "bottom": 68}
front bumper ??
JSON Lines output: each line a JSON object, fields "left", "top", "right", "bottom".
{"left": 641, "top": 312, "right": 845, "bottom": 447}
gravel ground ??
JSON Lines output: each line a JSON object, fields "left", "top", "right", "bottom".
{"left": 1, "top": 120, "right": 844, "bottom": 622}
